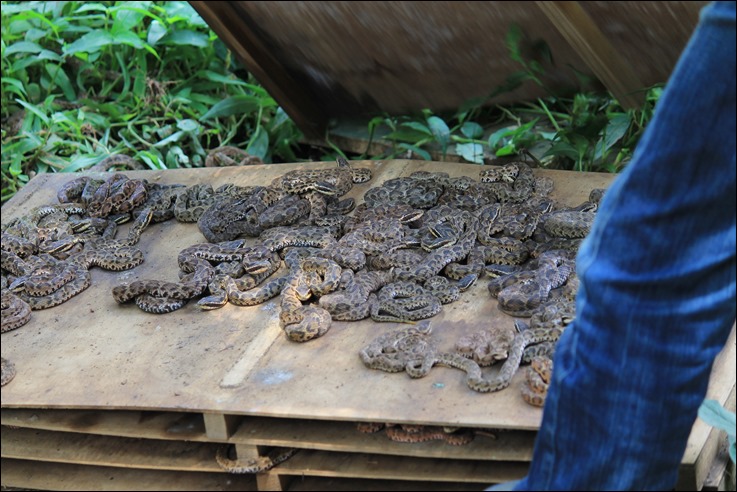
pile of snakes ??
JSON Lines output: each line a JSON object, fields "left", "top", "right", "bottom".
{"left": 1, "top": 154, "right": 603, "bottom": 408}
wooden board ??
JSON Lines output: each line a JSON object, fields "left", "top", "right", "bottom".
{"left": 191, "top": 2, "right": 704, "bottom": 135}
{"left": 1, "top": 161, "right": 735, "bottom": 491}
{"left": 271, "top": 449, "right": 529, "bottom": 484}
{"left": 0, "top": 408, "right": 208, "bottom": 441}
{"left": 228, "top": 417, "right": 535, "bottom": 461}
{"left": 0, "top": 161, "right": 614, "bottom": 431}
{"left": 0, "top": 458, "right": 256, "bottom": 491}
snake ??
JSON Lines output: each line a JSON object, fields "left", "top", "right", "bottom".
{"left": 369, "top": 281, "right": 442, "bottom": 323}
{"left": 467, "top": 296, "right": 575, "bottom": 393}
{"left": 359, "top": 323, "right": 485, "bottom": 391}
{"left": 318, "top": 269, "right": 393, "bottom": 321}
{"left": 1, "top": 357, "right": 16, "bottom": 386}
{"left": 111, "top": 257, "right": 215, "bottom": 314}
{"left": 489, "top": 251, "right": 574, "bottom": 317}
{"left": 357, "top": 422, "right": 475, "bottom": 445}
{"left": 216, "top": 445, "right": 298, "bottom": 473}
{"left": 271, "top": 156, "right": 371, "bottom": 197}
{"left": 521, "top": 355, "right": 553, "bottom": 407}
{"left": 1, "top": 287, "right": 32, "bottom": 331}
{"left": 205, "top": 145, "right": 263, "bottom": 167}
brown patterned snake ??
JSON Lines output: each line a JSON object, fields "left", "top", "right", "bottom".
{"left": 1, "top": 357, "right": 16, "bottom": 386}
{"left": 216, "top": 445, "right": 298, "bottom": 473}
{"left": 1, "top": 285, "right": 32, "bottom": 331}
{"left": 467, "top": 297, "right": 575, "bottom": 393}
{"left": 521, "top": 355, "right": 553, "bottom": 407}
{"left": 359, "top": 323, "right": 485, "bottom": 391}
{"left": 356, "top": 422, "right": 475, "bottom": 445}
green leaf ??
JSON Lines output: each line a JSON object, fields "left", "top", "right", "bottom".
{"left": 4, "top": 41, "right": 44, "bottom": 55}
{"left": 15, "top": 99, "right": 49, "bottom": 124}
{"left": 505, "top": 24, "right": 524, "bottom": 63}
{"left": 111, "top": 31, "right": 145, "bottom": 49}
{"left": 2, "top": 77, "right": 27, "bottom": 97}
{"left": 111, "top": 2, "right": 150, "bottom": 32}
{"left": 461, "top": 121, "right": 484, "bottom": 139}
{"left": 63, "top": 30, "right": 114, "bottom": 55}
{"left": 602, "top": 113, "right": 631, "bottom": 153}
{"left": 153, "top": 130, "right": 185, "bottom": 147}
{"left": 157, "top": 30, "right": 209, "bottom": 48}
{"left": 45, "top": 65, "right": 77, "bottom": 101}
{"left": 200, "top": 95, "right": 261, "bottom": 120}
{"left": 246, "top": 127, "right": 269, "bottom": 158}
{"left": 456, "top": 142, "right": 485, "bottom": 164}
{"left": 74, "top": 3, "right": 110, "bottom": 14}
{"left": 63, "top": 155, "right": 103, "bottom": 173}
{"left": 385, "top": 128, "right": 433, "bottom": 143}
{"left": 543, "top": 141, "right": 579, "bottom": 163}
{"left": 147, "top": 20, "right": 168, "bottom": 45}
{"left": 398, "top": 121, "right": 431, "bottom": 135}
{"left": 177, "top": 119, "right": 200, "bottom": 133}
{"left": 426, "top": 116, "right": 450, "bottom": 152}
{"left": 495, "top": 143, "right": 517, "bottom": 156}
{"left": 37, "top": 49, "right": 63, "bottom": 62}
{"left": 397, "top": 143, "right": 431, "bottom": 161}
{"left": 488, "top": 126, "right": 516, "bottom": 149}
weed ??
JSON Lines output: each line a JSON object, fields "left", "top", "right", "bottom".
{"left": 1, "top": 0, "right": 302, "bottom": 203}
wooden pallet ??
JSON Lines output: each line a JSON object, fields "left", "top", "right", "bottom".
{"left": 2, "top": 161, "right": 734, "bottom": 490}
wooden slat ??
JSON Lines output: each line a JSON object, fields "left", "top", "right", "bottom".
{"left": 679, "top": 326, "right": 737, "bottom": 491}
{"left": 270, "top": 448, "right": 528, "bottom": 483}
{"left": 189, "top": 2, "right": 326, "bottom": 139}
{"left": 536, "top": 1, "right": 645, "bottom": 109}
{"left": 230, "top": 417, "right": 535, "bottom": 461}
{"left": 0, "top": 408, "right": 208, "bottom": 441}
{"left": 0, "top": 458, "right": 257, "bottom": 491}
{"left": 1, "top": 427, "right": 223, "bottom": 472}
{"left": 287, "top": 476, "right": 487, "bottom": 491}
{"left": 203, "top": 412, "right": 243, "bottom": 440}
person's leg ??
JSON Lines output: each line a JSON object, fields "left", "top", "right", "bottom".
{"left": 513, "top": 2, "right": 736, "bottom": 490}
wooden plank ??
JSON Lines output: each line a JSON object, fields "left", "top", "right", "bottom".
{"left": 679, "top": 325, "right": 737, "bottom": 490}
{"left": 2, "top": 161, "right": 733, "bottom": 484}
{"left": 1, "top": 427, "right": 223, "bottom": 472}
{"left": 270, "top": 448, "right": 528, "bottom": 483}
{"left": 0, "top": 458, "right": 257, "bottom": 491}
{"left": 230, "top": 417, "right": 535, "bottom": 461}
{"left": 1, "top": 408, "right": 209, "bottom": 441}
{"left": 536, "top": 1, "right": 645, "bottom": 109}
{"left": 701, "top": 440, "right": 732, "bottom": 491}
{"left": 288, "top": 476, "right": 486, "bottom": 491}
{"left": 189, "top": 2, "right": 326, "bottom": 139}
{"left": 0, "top": 162, "right": 614, "bottom": 431}
{"left": 216, "top": 2, "right": 700, "bottom": 122}
{"left": 203, "top": 412, "right": 242, "bottom": 440}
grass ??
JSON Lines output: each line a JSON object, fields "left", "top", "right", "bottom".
{"left": 2, "top": 1, "right": 661, "bottom": 205}
{"left": 1, "top": 0, "right": 302, "bottom": 203}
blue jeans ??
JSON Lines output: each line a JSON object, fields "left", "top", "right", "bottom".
{"left": 490, "top": 2, "right": 737, "bottom": 490}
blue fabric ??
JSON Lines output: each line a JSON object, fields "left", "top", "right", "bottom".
{"left": 490, "top": 2, "right": 737, "bottom": 490}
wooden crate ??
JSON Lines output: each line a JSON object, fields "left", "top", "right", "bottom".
{"left": 1, "top": 161, "right": 734, "bottom": 490}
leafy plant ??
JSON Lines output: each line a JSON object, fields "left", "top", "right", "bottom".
{"left": 1, "top": 0, "right": 302, "bottom": 203}
{"left": 361, "top": 23, "right": 662, "bottom": 173}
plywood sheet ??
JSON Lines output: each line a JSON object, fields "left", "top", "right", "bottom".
{"left": 192, "top": 1, "right": 704, "bottom": 127}
{"left": 1, "top": 427, "right": 222, "bottom": 472}
{"left": 0, "top": 458, "right": 256, "bottom": 491}
{"left": 3, "top": 161, "right": 732, "bottom": 446}
{"left": 0, "top": 408, "right": 208, "bottom": 441}
{"left": 230, "top": 417, "right": 535, "bottom": 461}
